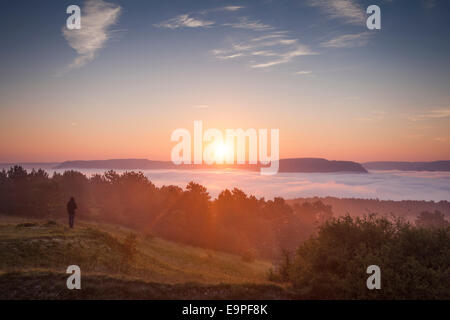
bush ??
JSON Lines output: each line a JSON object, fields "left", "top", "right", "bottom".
{"left": 283, "top": 214, "right": 450, "bottom": 299}
{"left": 415, "top": 210, "right": 449, "bottom": 229}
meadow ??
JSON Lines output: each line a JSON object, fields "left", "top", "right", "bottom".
{"left": 0, "top": 216, "right": 290, "bottom": 299}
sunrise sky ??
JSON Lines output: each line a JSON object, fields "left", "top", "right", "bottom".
{"left": 1, "top": 0, "right": 449, "bottom": 163}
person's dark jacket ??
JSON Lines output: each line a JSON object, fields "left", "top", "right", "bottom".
{"left": 67, "top": 199, "right": 77, "bottom": 215}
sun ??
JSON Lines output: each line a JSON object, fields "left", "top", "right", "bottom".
{"left": 213, "top": 142, "right": 232, "bottom": 163}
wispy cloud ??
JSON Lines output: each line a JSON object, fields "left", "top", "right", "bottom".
{"left": 307, "top": 0, "right": 365, "bottom": 25}
{"left": 200, "top": 6, "right": 245, "bottom": 14}
{"left": 155, "top": 14, "right": 214, "bottom": 29}
{"left": 157, "top": 6, "right": 316, "bottom": 71}
{"left": 251, "top": 50, "right": 278, "bottom": 57}
{"left": 295, "top": 70, "right": 313, "bottom": 75}
{"left": 216, "top": 53, "right": 245, "bottom": 60}
{"left": 221, "top": 6, "right": 245, "bottom": 12}
{"left": 251, "top": 46, "right": 316, "bottom": 68}
{"left": 223, "top": 17, "right": 273, "bottom": 31}
{"left": 427, "top": 108, "right": 450, "bottom": 118}
{"left": 155, "top": 5, "right": 244, "bottom": 29}
{"left": 434, "top": 137, "right": 449, "bottom": 143}
{"left": 62, "top": 0, "right": 121, "bottom": 70}
{"left": 251, "top": 32, "right": 288, "bottom": 42}
{"left": 409, "top": 108, "right": 450, "bottom": 121}
{"left": 321, "top": 32, "right": 372, "bottom": 48}
{"left": 354, "top": 110, "right": 386, "bottom": 122}
{"left": 212, "top": 28, "right": 316, "bottom": 69}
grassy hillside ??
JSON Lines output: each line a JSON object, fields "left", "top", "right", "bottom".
{"left": 0, "top": 216, "right": 290, "bottom": 299}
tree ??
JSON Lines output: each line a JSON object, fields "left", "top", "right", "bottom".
{"left": 7, "top": 165, "right": 28, "bottom": 181}
{"left": 283, "top": 214, "right": 450, "bottom": 299}
{"left": 415, "top": 210, "right": 449, "bottom": 229}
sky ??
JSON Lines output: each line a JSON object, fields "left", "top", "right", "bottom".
{"left": 0, "top": 0, "right": 449, "bottom": 163}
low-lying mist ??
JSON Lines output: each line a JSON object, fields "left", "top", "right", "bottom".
{"left": 46, "top": 169, "right": 450, "bottom": 201}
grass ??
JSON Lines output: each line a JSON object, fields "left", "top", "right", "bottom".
{"left": 0, "top": 271, "right": 290, "bottom": 300}
{"left": 0, "top": 215, "right": 290, "bottom": 299}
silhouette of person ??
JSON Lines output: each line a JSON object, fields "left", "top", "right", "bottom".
{"left": 67, "top": 197, "right": 77, "bottom": 228}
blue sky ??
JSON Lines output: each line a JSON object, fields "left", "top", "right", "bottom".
{"left": 0, "top": 0, "right": 449, "bottom": 162}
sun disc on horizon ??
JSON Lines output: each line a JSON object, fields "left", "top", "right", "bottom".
{"left": 213, "top": 142, "right": 232, "bottom": 163}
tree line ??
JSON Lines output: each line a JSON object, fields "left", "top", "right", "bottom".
{"left": 0, "top": 166, "right": 333, "bottom": 258}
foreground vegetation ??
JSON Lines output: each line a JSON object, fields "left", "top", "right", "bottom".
{"left": 0, "top": 272, "right": 290, "bottom": 300}
{"left": 0, "top": 216, "right": 272, "bottom": 284}
{"left": 272, "top": 214, "right": 450, "bottom": 299}
{"left": 2, "top": 214, "right": 448, "bottom": 299}
{"left": 0, "top": 216, "right": 290, "bottom": 299}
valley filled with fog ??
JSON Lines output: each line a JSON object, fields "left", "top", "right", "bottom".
{"left": 44, "top": 168, "right": 450, "bottom": 201}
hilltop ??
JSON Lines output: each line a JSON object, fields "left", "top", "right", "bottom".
{"left": 0, "top": 216, "right": 289, "bottom": 299}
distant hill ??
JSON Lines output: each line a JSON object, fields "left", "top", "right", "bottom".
{"left": 54, "top": 157, "right": 368, "bottom": 173}
{"left": 363, "top": 161, "right": 450, "bottom": 171}
{"left": 54, "top": 158, "right": 173, "bottom": 170}
{"left": 277, "top": 158, "right": 367, "bottom": 173}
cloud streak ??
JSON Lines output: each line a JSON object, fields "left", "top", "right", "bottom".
{"left": 409, "top": 108, "right": 450, "bottom": 121}
{"left": 155, "top": 5, "right": 318, "bottom": 71}
{"left": 250, "top": 46, "right": 316, "bottom": 68}
{"left": 307, "top": 0, "right": 365, "bottom": 25}
{"left": 155, "top": 5, "right": 245, "bottom": 29}
{"left": 221, "top": 6, "right": 245, "bottom": 12}
{"left": 223, "top": 17, "right": 273, "bottom": 31}
{"left": 62, "top": 0, "right": 121, "bottom": 70}
{"left": 155, "top": 14, "right": 214, "bottom": 29}
{"left": 321, "top": 32, "right": 372, "bottom": 48}
{"left": 212, "top": 29, "right": 316, "bottom": 69}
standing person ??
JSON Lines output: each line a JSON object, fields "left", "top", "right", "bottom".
{"left": 67, "top": 197, "right": 77, "bottom": 228}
